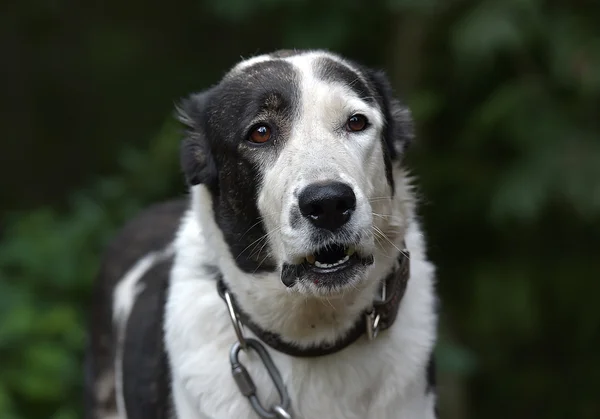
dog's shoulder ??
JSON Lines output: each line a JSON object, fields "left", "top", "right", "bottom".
{"left": 85, "top": 198, "right": 187, "bottom": 419}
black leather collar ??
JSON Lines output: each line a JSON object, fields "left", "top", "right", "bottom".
{"left": 217, "top": 250, "right": 410, "bottom": 357}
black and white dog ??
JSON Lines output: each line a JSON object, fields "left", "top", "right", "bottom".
{"left": 85, "top": 50, "right": 438, "bottom": 419}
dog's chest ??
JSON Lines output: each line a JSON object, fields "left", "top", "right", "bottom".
{"left": 165, "top": 281, "right": 430, "bottom": 419}
{"left": 172, "top": 332, "right": 408, "bottom": 418}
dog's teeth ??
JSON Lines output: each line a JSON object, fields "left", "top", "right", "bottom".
{"left": 346, "top": 247, "right": 355, "bottom": 256}
{"left": 314, "top": 255, "right": 350, "bottom": 269}
{"left": 306, "top": 254, "right": 316, "bottom": 264}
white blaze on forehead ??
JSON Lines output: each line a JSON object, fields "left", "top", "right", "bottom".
{"left": 279, "top": 52, "right": 385, "bottom": 168}
{"left": 284, "top": 52, "right": 384, "bottom": 131}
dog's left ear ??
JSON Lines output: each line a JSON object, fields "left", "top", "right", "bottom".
{"left": 368, "top": 70, "right": 415, "bottom": 160}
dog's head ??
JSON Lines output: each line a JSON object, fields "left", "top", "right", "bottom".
{"left": 178, "top": 50, "right": 414, "bottom": 296}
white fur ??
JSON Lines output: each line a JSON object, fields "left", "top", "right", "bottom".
{"left": 163, "top": 51, "right": 438, "bottom": 419}
{"left": 165, "top": 185, "right": 436, "bottom": 418}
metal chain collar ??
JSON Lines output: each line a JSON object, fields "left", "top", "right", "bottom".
{"left": 219, "top": 246, "right": 410, "bottom": 419}
{"left": 224, "top": 290, "right": 293, "bottom": 419}
{"left": 222, "top": 282, "right": 391, "bottom": 419}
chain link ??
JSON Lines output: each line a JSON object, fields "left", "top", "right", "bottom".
{"left": 230, "top": 339, "right": 293, "bottom": 419}
{"left": 224, "top": 290, "right": 293, "bottom": 419}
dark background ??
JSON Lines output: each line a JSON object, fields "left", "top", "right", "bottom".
{"left": 1, "top": 0, "right": 599, "bottom": 418}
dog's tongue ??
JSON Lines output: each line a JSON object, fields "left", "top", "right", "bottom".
{"left": 281, "top": 263, "right": 306, "bottom": 287}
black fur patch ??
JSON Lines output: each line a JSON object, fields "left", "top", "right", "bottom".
{"left": 366, "top": 69, "right": 414, "bottom": 156}
{"left": 180, "top": 59, "right": 300, "bottom": 273}
{"left": 122, "top": 253, "right": 173, "bottom": 419}
{"left": 365, "top": 69, "right": 414, "bottom": 192}
{"left": 178, "top": 92, "right": 218, "bottom": 191}
{"left": 313, "top": 57, "right": 376, "bottom": 103}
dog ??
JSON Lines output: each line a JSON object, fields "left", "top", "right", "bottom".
{"left": 85, "top": 49, "right": 438, "bottom": 419}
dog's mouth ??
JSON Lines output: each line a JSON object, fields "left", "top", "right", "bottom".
{"left": 305, "top": 243, "right": 357, "bottom": 269}
{"left": 281, "top": 243, "right": 374, "bottom": 287}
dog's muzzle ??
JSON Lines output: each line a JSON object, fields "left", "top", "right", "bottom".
{"left": 281, "top": 180, "right": 374, "bottom": 288}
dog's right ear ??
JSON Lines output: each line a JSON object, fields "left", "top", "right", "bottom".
{"left": 367, "top": 70, "right": 415, "bottom": 159}
{"left": 176, "top": 91, "right": 218, "bottom": 190}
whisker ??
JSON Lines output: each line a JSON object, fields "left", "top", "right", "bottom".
{"left": 239, "top": 218, "right": 266, "bottom": 241}
{"left": 371, "top": 212, "right": 403, "bottom": 221}
{"left": 237, "top": 234, "right": 268, "bottom": 260}
{"left": 238, "top": 210, "right": 280, "bottom": 241}
{"left": 372, "top": 229, "right": 394, "bottom": 259}
{"left": 253, "top": 253, "right": 272, "bottom": 273}
{"left": 251, "top": 231, "right": 276, "bottom": 259}
{"left": 324, "top": 297, "right": 336, "bottom": 311}
{"left": 249, "top": 226, "right": 282, "bottom": 259}
{"left": 372, "top": 225, "right": 407, "bottom": 257}
{"left": 368, "top": 196, "right": 394, "bottom": 201}
{"left": 236, "top": 225, "right": 280, "bottom": 260}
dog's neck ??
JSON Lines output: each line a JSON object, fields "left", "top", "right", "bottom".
{"left": 184, "top": 185, "right": 408, "bottom": 348}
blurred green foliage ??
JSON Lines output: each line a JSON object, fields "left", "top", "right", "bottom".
{"left": 0, "top": 120, "right": 183, "bottom": 419}
{"left": 1, "top": 0, "right": 599, "bottom": 418}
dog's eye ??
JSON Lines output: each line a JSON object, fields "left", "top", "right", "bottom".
{"left": 346, "top": 114, "right": 368, "bottom": 132}
{"left": 248, "top": 125, "right": 272, "bottom": 144}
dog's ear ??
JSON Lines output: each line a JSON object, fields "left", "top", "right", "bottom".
{"left": 368, "top": 70, "right": 415, "bottom": 160}
{"left": 176, "top": 91, "right": 218, "bottom": 189}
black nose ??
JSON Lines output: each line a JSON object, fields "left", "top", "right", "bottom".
{"left": 298, "top": 181, "right": 356, "bottom": 231}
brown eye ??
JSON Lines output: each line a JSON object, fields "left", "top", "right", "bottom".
{"left": 346, "top": 114, "right": 368, "bottom": 132}
{"left": 249, "top": 125, "right": 272, "bottom": 143}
